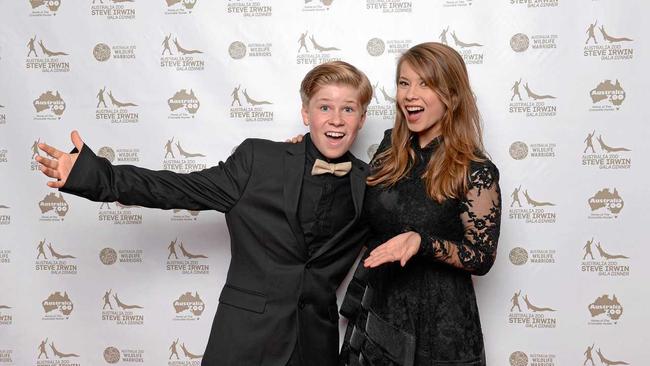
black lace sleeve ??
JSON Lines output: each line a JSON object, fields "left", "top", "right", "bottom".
{"left": 369, "top": 129, "right": 392, "bottom": 171}
{"left": 417, "top": 161, "right": 502, "bottom": 275}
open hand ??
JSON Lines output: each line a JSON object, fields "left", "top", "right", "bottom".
{"left": 35, "top": 130, "right": 84, "bottom": 189}
{"left": 285, "top": 134, "right": 304, "bottom": 144}
{"left": 364, "top": 231, "right": 421, "bottom": 268}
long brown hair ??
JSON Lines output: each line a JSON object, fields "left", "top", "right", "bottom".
{"left": 367, "top": 42, "right": 485, "bottom": 201}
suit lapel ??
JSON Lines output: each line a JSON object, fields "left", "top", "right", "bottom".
{"left": 310, "top": 158, "right": 367, "bottom": 261}
{"left": 283, "top": 142, "right": 307, "bottom": 257}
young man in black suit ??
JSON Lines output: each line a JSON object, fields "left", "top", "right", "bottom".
{"left": 36, "top": 61, "right": 372, "bottom": 366}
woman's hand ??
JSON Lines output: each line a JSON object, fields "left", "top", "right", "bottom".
{"left": 364, "top": 231, "right": 422, "bottom": 268}
{"left": 285, "top": 134, "right": 304, "bottom": 144}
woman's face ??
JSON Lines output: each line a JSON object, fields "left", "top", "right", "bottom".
{"left": 396, "top": 61, "right": 446, "bottom": 147}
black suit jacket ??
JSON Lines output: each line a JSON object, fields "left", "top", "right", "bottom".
{"left": 61, "top": 138, "right": 369, "bottom": 366}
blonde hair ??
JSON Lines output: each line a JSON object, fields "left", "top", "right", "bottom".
{"left": 300, "top": 61, "right": 373, "bottom": 111}
{"left": 367, "top": 42, "right": 486, "bottom": 201}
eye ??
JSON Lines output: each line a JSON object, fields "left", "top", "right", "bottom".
{"left": 320, "top": 105, "right": 330, "bottom": 112}
{"left": 419, "top": 81, "right": 427, "bottom": 87}
{"left": 398, "top": 80, "right": 409, "bottom": 87}
{"left": 343, "top": 106, "right": 355, "bottom": 113}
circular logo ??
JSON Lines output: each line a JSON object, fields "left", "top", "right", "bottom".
{"left": 93, "top": 43, "right": 112, "bottom": 62}
{"left": 510, "top": 33, "right": 529, "bottom": 53}
{"left": 183, "top": 0, "right": 197, "bottom": 9}
{"left": 509, "top": 247, "right": 529, "bottom": 266}
{"left": 104, "top": 347, "right": 121, "bottom": 364}
{"left": 366, "top": 38, "right": 385, "bottom": 57}
{"left": 97, "top": 146, "right": 116, "bottom": 163}
{"left": 510, "top": 351, "right": 528, "bottom": 366}
{"left": 509, "top": 141, "right": 528, "bottom": 160}
{"left": 100, "top": 247, "right": 118, "bottom": 265}
{"left": 367, "top": 144, "right": 379, "bottom": 160}
{"left": 322, "top": 0, "right": 334, "bottom": 5}
{"left": 228, "top": 41, "right": 247, "bottom": 60}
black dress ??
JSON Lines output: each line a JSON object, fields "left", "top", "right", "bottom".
{"left": 340, "top": 130, "right": 502, "bottom": 366}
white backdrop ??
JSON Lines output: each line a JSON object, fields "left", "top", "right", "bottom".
{"left": 0, "top": 1, "right": 648, "bottom": 365}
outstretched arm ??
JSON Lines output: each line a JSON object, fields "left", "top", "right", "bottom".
{"left": 36, "top": 130, "right": 253, "bottom": 212}
{"left": 364, "top": 162, "right": 502, "bottom": 275}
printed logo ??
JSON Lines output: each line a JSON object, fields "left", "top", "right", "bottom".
{"left": 509, "top": 246, "right": 556, "bottom": 266}
{"left": 229, "top": 85, "right": 274, "bottom": 122}
{"left": 101, "top": 289, "right": 144, "bottom": 325}
{"left": 510, "top": 32, "right": 558, "bottom": 53}
{"left": 588, "top": 188, "right": 623, "bottom": 219}
{"left": 508, "top": 185, "right": 557, "bottom": 224}
{"left": 510, "top": 0, "right": 558, "bottom": 8}
{"left": 366, "top": 81, "right": 396, "bottom": 121}
{"left": 584, "top": 21, "right": 635, "bottom": 61}
{"left": 0, "top": 348, "right": 12, "bottom": 364}
{"left": 25, "top": 36, "right": 70, "bottom": 73}
{"left": 42, "top": 291, "right": 74, "bottom": 319}
{"left": 165, "top": 0, "right": 198, "bottom": 15}
{"left": 33, "top": 91, "right": 66, "bottom": 120}
{"left": 0, "top": 104, "right": 5, "bottom": 125}
{"left": 302, "top": 0, "right": 333, "bottom": 12}
{"left": 440, "top": 27, "right": 484, "bottom": 64}
{"left": 95, "top": 87, "right": 139, "bottom": 123}
{"left": 582, "top": 344, "right": 628, "bottom": 366}
{"left": 104, "top": 346, "right": 144, "bottom": 364}
{"left": 0, "top": 204, "right": 9, "bottom": 226}
{"left": 166, "top": 238, "right": 210, "bottom": 274}
{"left": 0, "top": 248, "right": 10, "bottom": 263}
{"left": 582, "top": 131, "right": 631, "bottom": 169}
{"left": 162, "top": 137, "right": 207, "bottom": 173}
{"left": 97, "top": 145, "right": 141, "bottom": 164}
{"left": 93, "top": 42, "right": 136, "bottom": 62}
{"left": 173, "top": 292, "right": 205, "bottom": 320}
{"left": 29, "top": 0, "right": 62, "bottom": 16}
{"left": 508, "top": 78, "right": 557, "bottom": 117}
{"left": 168, "top": 89, "right": 200, "bottom": 118}
{"left": 98, "top": 201, "right": 142, "bottom": 225}
{"left": 589, "top": 79, "right": 625, "bottom": 111}
{"left": 227, "top": 40, "right": 272, "bottom": 59}
{"left": 160, "top": 34, "right": 205, "bottom": 71}
{"left": 443, "top": 0, "right": 473, "bottom": 8}
{"left": 35, "top": 239, "right": 78, "bottom": 275}
{"left": 588, "top": 294, "right": 623, "bottom": 325}
{"left": 99, "top": 247, "right": 143, "bottom": 265}
{"left": 366, "top": 0, "right": 412, "bottom": 13}
{"left": 90, "top": 0, "right": 136, "bottom": 20}
{"left": 0, "top": 148, "right": 6, "bottom": 164}
{"left": 509, "top": 351, "right": 556, "bottom": 366}
{"left": 227, "top": 1, "right": 271, "bottom": 17}
{"left": 0, "top": 304, "right": 12, "bottom": 326}
{"left": 168, "top": 338, "right": 203, "bottom": 365}
{"left": 508, "top": 290, "right": 557, "bottom": 328}
{"left": 38, "top": 193, "right": 69, "bottom": 221}
{"left": 509, "top": 141, "right": 556, "bottom": 160}
{"left": 296, "top": 31, "right": 340, "bottom": 65}
{"left": 366, "top": 37, "right": 411, "bottom": 58}
{"left": 580, "top": 237, "right": 629, "bottom": 277}
{"left": 36, "top": 338, "right": 81, "bottom": 366}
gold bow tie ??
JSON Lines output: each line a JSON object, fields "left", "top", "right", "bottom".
{"left": 311, "top": 159, "right": 352, "bottom": 177}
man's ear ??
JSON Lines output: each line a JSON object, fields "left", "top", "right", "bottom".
{"left": 301, "top": 105, "right": 309, "bottom": 126}
{"left": 358, "top": 110, "right": 367, "bottom": 129}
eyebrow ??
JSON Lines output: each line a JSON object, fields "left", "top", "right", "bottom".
{"left": 314, "top": 97, "right": 359, "bottom": 105}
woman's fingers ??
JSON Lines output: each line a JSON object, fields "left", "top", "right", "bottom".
{"left": 38, "top": 143, "right": 62, "bottom": 159}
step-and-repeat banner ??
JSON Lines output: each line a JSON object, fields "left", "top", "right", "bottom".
{"left": 0, "top": 1, "right": 647, "bottom": 365}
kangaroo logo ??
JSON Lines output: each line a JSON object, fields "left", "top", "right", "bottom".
{"left": 242, "top": 89, "right": 272, "bottom": 106}
{"left": 451, "top": 31, "right": 483, "bottom": 48}
{"left": 174, "top": 38, "right": 202, "bottom": 55}
{"left": 180, "top": 343, "right": 203, "bottom": 359}
{"left": 595, "top": 242, "right": 628, "bottom": 260}
{"left": 47, "top": 243, "right": 76, "bottom": 259}
{"left": 598, "top": 25, "right": 633, "bottom": 43}
{"left": 596, "top": 348, "right": 629, "bottom": 366}
{"left": 523, "top": 83, "right": 555, "bottom": 100}
{"left": 175, "top": 141, "right": 205, "bottom": 158}
{"left": 309, "top": 34, "right": 340, "bottom": 52}
{"left": 522, "top": 190, "right": 555, "bottom": 207}
{"left": 596, "top": 135, "right": 630, "bottom": 153}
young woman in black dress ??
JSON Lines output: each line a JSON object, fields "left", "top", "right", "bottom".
{"left": 340, "top": 42, "right": 502, "bottom": 366}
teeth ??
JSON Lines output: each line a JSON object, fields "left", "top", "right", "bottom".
{"left": 326, "top": 132, "right": 345, "bottom": 138}
{"left": 406, "top": 106, "right": 424, "bottom": 112}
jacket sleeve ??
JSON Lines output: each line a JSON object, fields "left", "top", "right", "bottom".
{"left": 59, "top": 139, "right": 254, "bottom": 213}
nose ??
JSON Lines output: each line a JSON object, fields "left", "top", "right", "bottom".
{"left": 405, "top": 85, "right": 418, "bottom": 101}
{"left": 329, "top": 110, "right": 344, "bottom": 126}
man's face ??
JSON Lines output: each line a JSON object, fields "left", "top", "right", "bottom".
{"left": 301, "top": 84, "right": 366, "bottom": 160}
